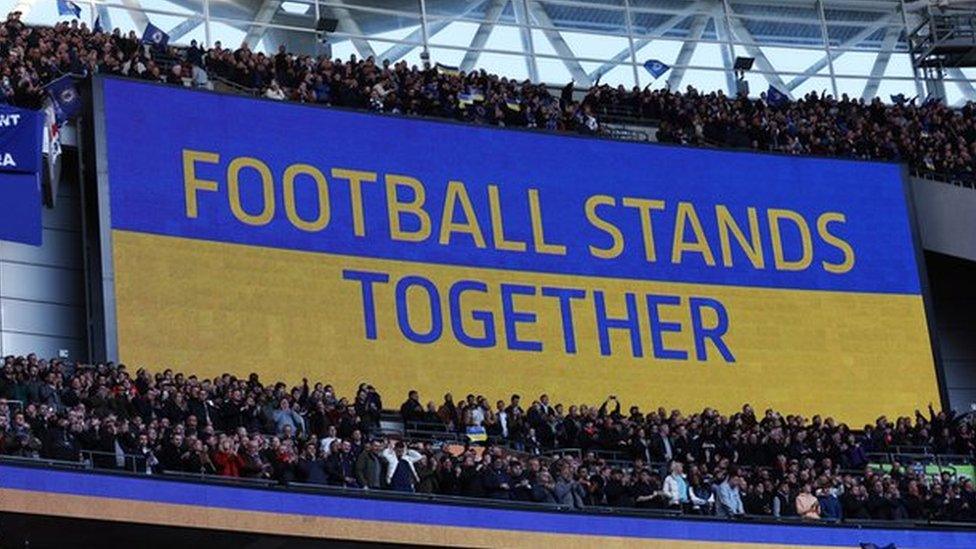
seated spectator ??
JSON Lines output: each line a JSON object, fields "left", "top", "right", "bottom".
{"left": 715, "top": 473, "right": 745, "bottom": 518}
{"left": 795, "top": 483, "right": 821, "bottom": 520}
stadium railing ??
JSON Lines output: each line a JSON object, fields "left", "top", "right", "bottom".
{"left": 5, "top": 454, "right": 976, "bottom": 532}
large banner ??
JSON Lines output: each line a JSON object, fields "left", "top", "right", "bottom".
{"left": 0, "top": 104, "right": 43, "bottom": 245}
{"left": 98, "top": 78, "right": 940, "bottom": 424}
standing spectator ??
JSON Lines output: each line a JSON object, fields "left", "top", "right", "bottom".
{"left": 382, "top": 440, "right": 422, "bottom": 492}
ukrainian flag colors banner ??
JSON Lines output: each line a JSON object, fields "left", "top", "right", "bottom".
{"left": 95, "top": 78, "right": 940, "bottom": 425}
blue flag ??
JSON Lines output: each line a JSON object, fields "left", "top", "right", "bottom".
{"left": 141, "top": 22, "right": 169, "bottom": 49}
{"left": 57, "top": 0, "right": 81, "bottom": 18}
{"left": 45, "top": 76, "right": 81, "bottom": 125}
{"left": 93, "top": 15, "right": 103, "bottom": 33}
{"left": 643, "top": 59, "right": 670, "bottom": 79}
{"left": 766, "top": 84, "right": 789, "bottom": 107}
{"left": 890, "top": 93, "right": 907, "bottom": 105}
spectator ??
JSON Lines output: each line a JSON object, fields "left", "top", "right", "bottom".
{"left": 272, "top": 399, "right": 304, "bottom": 437}
{"left": 715, "top": 473, "right": 745, "bottom": 518}
{"left": 354, "top": 439, "right": 385, "bottom": 489}
{"left": 795, "top": 483, "right": 821, "bottom": 520}
{"left": 663, "top": 461, "right": 690, "bottom": 509}
{"left": 399, "top": 390, "right": 424, "bottom": 425}
{"left": 382, "top": 440, "right": 422, "bottom": 492}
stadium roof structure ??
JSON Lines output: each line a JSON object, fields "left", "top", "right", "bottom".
{"left": 10, "top": 0, "right": 976, "bottom": 104}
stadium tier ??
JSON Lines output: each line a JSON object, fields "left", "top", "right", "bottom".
{"left": 2, "top": 4, "right": 976, "bottom": 547}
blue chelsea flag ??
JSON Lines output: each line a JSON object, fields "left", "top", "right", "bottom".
{"left": 643, "top": 59, "right": 670, "bottom": 79}
{"left": 142, "top": 22, "right": 170, "bottom": 49}
{"left": 766, "top": 84, "right": 789, "bottom": 107}
{"left": 56, "top": 0, "right": 81, "bottom": 18}
{"left": 45, "top": 76, "right": 81, "bottom": 125}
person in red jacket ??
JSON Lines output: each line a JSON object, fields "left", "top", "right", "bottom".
{"left": 212, "top": 437, "right": 245, "bottom": 477}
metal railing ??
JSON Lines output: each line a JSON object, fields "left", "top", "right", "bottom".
{"left": 4, "top": 454, "right": 976, "bottom": 532}
{"left": 79, "top": 449, "right": 151, "bottom": 474}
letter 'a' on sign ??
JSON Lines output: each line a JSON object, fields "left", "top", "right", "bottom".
{"left": 98, "top": 77, "right": 940, "bottom": 427}
{"left": 0, "top": 104, "right": 43, "bottom": 246}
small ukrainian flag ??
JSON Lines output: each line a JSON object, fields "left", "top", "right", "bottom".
{"left": 466, "top": 426, "right": 487, "bottom": 443}
{"left": 436, "top": 62, "right": 461, "bottom": 76}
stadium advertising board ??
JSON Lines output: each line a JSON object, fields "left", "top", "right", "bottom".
{"left": 96, "top": 78, "right": 940, "bottom": 424}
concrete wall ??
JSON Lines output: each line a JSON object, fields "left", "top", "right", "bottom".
{"left": 912, "top": 177, "right": 976, "bottom": 262}
{"left": 0, "top": 149, "right": 87, "bottom": 360}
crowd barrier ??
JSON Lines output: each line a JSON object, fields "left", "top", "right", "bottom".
{"left": 2, "top": 458, "right": 976, "bottom": 547}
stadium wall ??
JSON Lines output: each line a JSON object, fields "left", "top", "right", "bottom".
{"left": 0, "top": 461, "right": 974, "bottom": 548}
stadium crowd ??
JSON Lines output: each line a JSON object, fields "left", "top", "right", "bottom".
{"left": 2, "top": 353, "right": 976, "bottom": 523}
{"left": 1, "top": 11, "right": 975, "bottom": 182}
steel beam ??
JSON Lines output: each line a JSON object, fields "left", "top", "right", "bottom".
{"left": 322, "top": 0, "right": 377, "bottom": 59}
{"left": 96, "top": 5, "right": 113, "bottom": 32}
{"left": 589, "top": 1, "right": 710, "bottom": 83}
{"left": 666, "top": 14, "right": 708, "bottom": 90}
{"left": 460, "top": 0, "right": 508, "bottom": 72}
{"left": 512, "top": 0, "right": 539, "bottom": 81}
{"left": 726, "top": 15, "right": 793, "bottom": 98}
{"left": 527, "top": 0, "right": 592, "bottom": 86}
{"left": 168, "top": 18, "right": 203, "bottom": 43}
{"left": 714, "top": 12, "right": 738, "bottom": 95}
{"left": 948, "top": 68, "right": 976, "bottom": 101}
{"left": 861, "top": 26, "right": 900, "bottom": 100}
{"left": 377, "top": 0, "right": 488, "bottom": 63}
{"left": 785, "top": 17, "right": 894, "bottom": 91}
{"left": 119, "top": 0, "right": 149, "bottom": 31}
{"left": 243, "top": 0, "right": 284, "bottom": 50}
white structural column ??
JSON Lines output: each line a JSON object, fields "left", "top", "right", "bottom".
{"left": 589, "top": 1, "right": 711, "bottom": 84}
{"left": 322, "top": 0, "right": 377, "bottom": 59}
{"left": 785, "top": 17, "right": 894, "bottom": 92}
{"left": 948, "top": 68, "right": 976, "bottom": 100}
{"left": 242, "top": 0, "right": 284, "bottom": 49}
{"left": 815, "top": 0, "right": 839, "bottom": 97}
{"left": 460, "top": 0, "right": 508, "bottom": 73}
{"left": 716, "top": 1, "right": 738, "bottom": 95}
{"left": 119, "top": 0, "right": 150, "bottom": 30}
{"left": 726, "top": 14, "right": 793, "bottom": 98}
{"left": 379, "top": 0, "right": 485, "bottom": 64}
{"left": 526, "top": 0, "right": 593, "bottom": 87}
{"left": 512, "top": 0, "right": 539, "bottom": 82}
{"left": 168, "top": 18, "right": 204, "bottom": 42}
{"left": 665, "top": 14, "right": 708, "bottom": 90}
{"left": 861, "top": 26, "right": 901, "bottom": 100}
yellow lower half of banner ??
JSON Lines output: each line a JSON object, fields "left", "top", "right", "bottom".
{"left": 112, "top": 230, "right": 940, "bottom": 426}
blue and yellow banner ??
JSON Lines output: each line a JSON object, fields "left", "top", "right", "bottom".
{"left": 99, "top": 78, "right": 940, "bottom": 425}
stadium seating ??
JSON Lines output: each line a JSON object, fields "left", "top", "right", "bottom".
{"left": 2, "top": 353, "right": 975, "bottom": 523}
{"left": 4, "top": 12, "right": 974, "bottom": 186}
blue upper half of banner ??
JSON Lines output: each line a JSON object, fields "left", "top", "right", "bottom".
{"left": 0, "top": 104, "right": 42, "bottom": 174}
{"left": 101, "top": 78, "right": 922, "bottom": 295}
{"left": 0, "top": 171, "right": 41, "bottom": 245}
